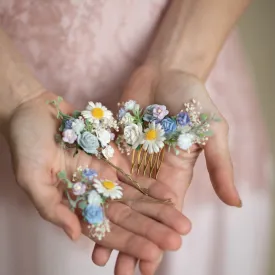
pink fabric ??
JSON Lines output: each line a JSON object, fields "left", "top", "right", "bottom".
{"left": 0, "top": 1, "right": 271, "bottom": 275}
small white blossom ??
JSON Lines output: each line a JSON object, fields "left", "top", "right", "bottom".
{"left": 88, "top": 190, "right": 103, "bottom": 206}
{"left": 124, "top": 100, "right": 137, "bottom": 111}
{"left": 124, "top": 123, "right": 144, "bottom": 149}
{"left": 121, "top": 112, "right": 135, "bottom": 126}
{"left": 96, "top": 129, "right": 111, "bottom": 147}
{"left": 177, "top": 133, "right": 195, "bottom": 151}
{"left": 72, "top": 118, "right": 85, "bottom": 135}
{"left": 102, "top": 145, "right": 115, "bottom": 159}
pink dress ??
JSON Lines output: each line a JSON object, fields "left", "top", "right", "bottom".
{"left": 0, "top": 1, "right": 271, "bottom": 274}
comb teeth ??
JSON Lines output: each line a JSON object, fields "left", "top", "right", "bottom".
{"left": 131, "top": 148, "right": 165, "bottom": 179}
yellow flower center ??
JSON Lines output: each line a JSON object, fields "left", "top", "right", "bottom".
{"left": 91, "top": 108, "right": 104, "bottom": 119}
{"left": 145, "top": 129, "right": 157, "bottom": 141}
{"left": 102, "top": 181, "right": 115, "bottom": 190}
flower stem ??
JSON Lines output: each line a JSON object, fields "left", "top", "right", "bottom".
{"left": 102, "top": 158, "right": 172, "bottom": 204}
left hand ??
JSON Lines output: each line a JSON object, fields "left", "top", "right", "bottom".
{"left": 92, "top": 66, "right": 242, "bottom": 275}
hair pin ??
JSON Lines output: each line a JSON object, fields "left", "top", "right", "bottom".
{"left": 116, "top": 99, "right": 220, "bottom": 179}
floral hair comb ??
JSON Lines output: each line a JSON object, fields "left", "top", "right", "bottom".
{"left": 58, "top": 166, "right": 123, "bottom": 240}
{"left": 116, "top": 99, "right": 219, "bottom": 179}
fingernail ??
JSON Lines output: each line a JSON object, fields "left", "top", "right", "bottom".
{"left": 236, "top": 200, "right": 243, "bottom": 208}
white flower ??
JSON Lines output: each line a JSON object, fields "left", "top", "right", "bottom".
{"left": 88, "top": 190, "right": 103, "bottom": 206}
{"left": 96, "top": 129, "right": 111, "bottom": 147}
{"left": 93, "top": 179, "right": 123, "bottom": 199}
{"left": 121, "top": 112, "right": 134, "bottom": 126}
{"left": 124, "top": 100, "right": 138, "bottom": 111}
{"left": 102, "top": 145, "right": 115, "bottom": 159}
{"left": 81, "top": 102, "right": 113, "bottom": 124}
{"left": 62, "top": 129, "right": 77, "bottom": 144}
{"left": 177, "top": 133, "right": 195, "bottom": 150}
{"left": 124, "top": 123, "right": 144, "bottom": 149}
{"left": 143, "top": 122, "right": 165, "bottom": 154}
{"left": 72, "top": 118, "right": 85, "bottom": 135}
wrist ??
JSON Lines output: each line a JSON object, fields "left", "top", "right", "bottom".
{"left": 0, "top": 83, "right": 44, "bottom": 136}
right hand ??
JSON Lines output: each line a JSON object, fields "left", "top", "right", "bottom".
{"left": 6, "top": 91, "right": 191, "bottom": 263}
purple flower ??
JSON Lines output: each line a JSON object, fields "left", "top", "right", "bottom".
{"left": 153, "top": 105, "right": 169, "bottom": 120}
{"left": 64, "top": 119, "right": 73, "bottom": 129}
{"left": 83, "top": 168, "right": 98, "bottom": 181}
{"left": 62, "top": 129, "right": 77, "bottom": 144}
{"left": 72, "top": 182, "right": 86, "bottom": 195}
{"left": 83, "top": 204, "right": 104, "bottom": 224}
{"left": 161, "top": 118, "right": 177, "bottom": 134}
{"left": 177, "top": 112, "right": 190, "bottom": 126}
{"left": 118, "top": 108, "right": 127, "bottom": 119}
{"left": 143, "top": 104, "right": 169, "bottom": 122}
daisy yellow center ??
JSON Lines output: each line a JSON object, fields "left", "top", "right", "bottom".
{"left": 91, "top": 108, "right": 104, "bottom": 119}
{"left": 145, "top": 129, "right": 157, "bottom": 141}
{"left": 102, "top": 181, "right": 115, "bottom": 190}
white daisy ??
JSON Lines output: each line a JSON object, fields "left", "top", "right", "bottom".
{"left": 143, "top": 122, "right": 165, "bottom": 154}
{"left": 81, "top": 102, "right": 113, "bottom": 124}
{"left": 93, "top": 179, "right": 123, "bottom": 200}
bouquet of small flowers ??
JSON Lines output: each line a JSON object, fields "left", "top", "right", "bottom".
{"left": 58, "top": 166, "right": 123, "bottom": 240}
{"left": 116, "top": 99, "right": 215, "bottom": 178}
{"left": 50, "top": 97, "right": 118, "bottom": 159}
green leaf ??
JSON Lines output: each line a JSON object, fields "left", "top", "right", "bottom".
{"left": 57, "top": 96, "right": 63, "bottom": 104}
{"left": 66, "top": 180, "right": 73, "bottom": 189}
{"left": 78, "top": 201, "right": 88, "bottom": 210}
{"left": 57, "top": 171, "right": 67, "bottom": 180}
{"left": 136, "top": 145, "right": 142, "bottom": 151}
{"left": 200, "top": 113, "right": 208, "bottom": 122}
{"left": 72, "top": 110, "right": 81, "bottom": 118}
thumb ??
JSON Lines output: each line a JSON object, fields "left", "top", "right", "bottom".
{"left": 204, "top": 120, "right": 242, "bottom": 207}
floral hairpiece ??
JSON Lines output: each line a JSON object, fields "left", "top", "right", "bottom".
{"left": 48, "top": 97, "right": 171, "bottom": 204}
{"left": 58, "top": 166, "right": 123, "bottom": 240}
{"left": 116, "top": 99, "right": 219, "bottom": 179}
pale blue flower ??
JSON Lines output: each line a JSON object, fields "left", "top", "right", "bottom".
{"left": 83, "top": 204, "right": 104, "bottom": 224}
{"left": 83, "top": 168, "right": 98, "bottom": 181}
{"left": 161, "top": 118, "right": 177, "bottom": 134}
{"left": 77, "top": 132, "right": 99, "bottom": 155}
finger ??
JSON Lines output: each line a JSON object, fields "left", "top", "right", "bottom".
{"left": 107, "top": 202, "right": 182, "bottom": 250}
{"left": 205, "top": 120, "right": 242, "bottom": 207}
{"left": 82, "top": 222, "right": 162, "bottom": 262}
{"left": 115, "top": 253, "right": 137, "bottom": 275}
{"left": 139, "top": 253, "right": 163, "bottom": 275}
{"left": 92, "top": 244, "right": 112, "bottom": 266}
{"left": 22, "top": 170, "right": 82, "bottom": 240}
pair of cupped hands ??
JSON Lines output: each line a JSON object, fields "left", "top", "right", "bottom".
{"left": 6, "top": 67, "right": 241, "bottom": 275}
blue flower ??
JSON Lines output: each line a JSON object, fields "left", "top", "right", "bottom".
{"left": 64, "top": 119, "right": 73, "bottom": 129}
{"left": 161, "top": 117, "right": 177, "bottom": 134}
{"left": 118, "top": 107, "right": 127, "bottom": 120}
{"left": 77, "top": 131, "right": 99, "bottom": 155}
{"left": 83, "top": 168, "right": 98, "bottom": 181}
{"left": 83, "top": 204, "right": 104, "bottom": 224}
{"left": 177, "top": 112, "right": 190, "bottom": 126}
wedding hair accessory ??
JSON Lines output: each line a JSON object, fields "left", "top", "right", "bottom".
{"left": 58, "top": 166, "right": 123, "bottom": 240}
{"left": 116, "top": 99, "right": 219, "bottom": 179}
{"left": 48, "top": 97, "right": 172, "bottom": 204}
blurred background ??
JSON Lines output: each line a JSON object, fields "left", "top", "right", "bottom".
{"left": 238, "top": 0, "right": 275, "bottom": 274}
